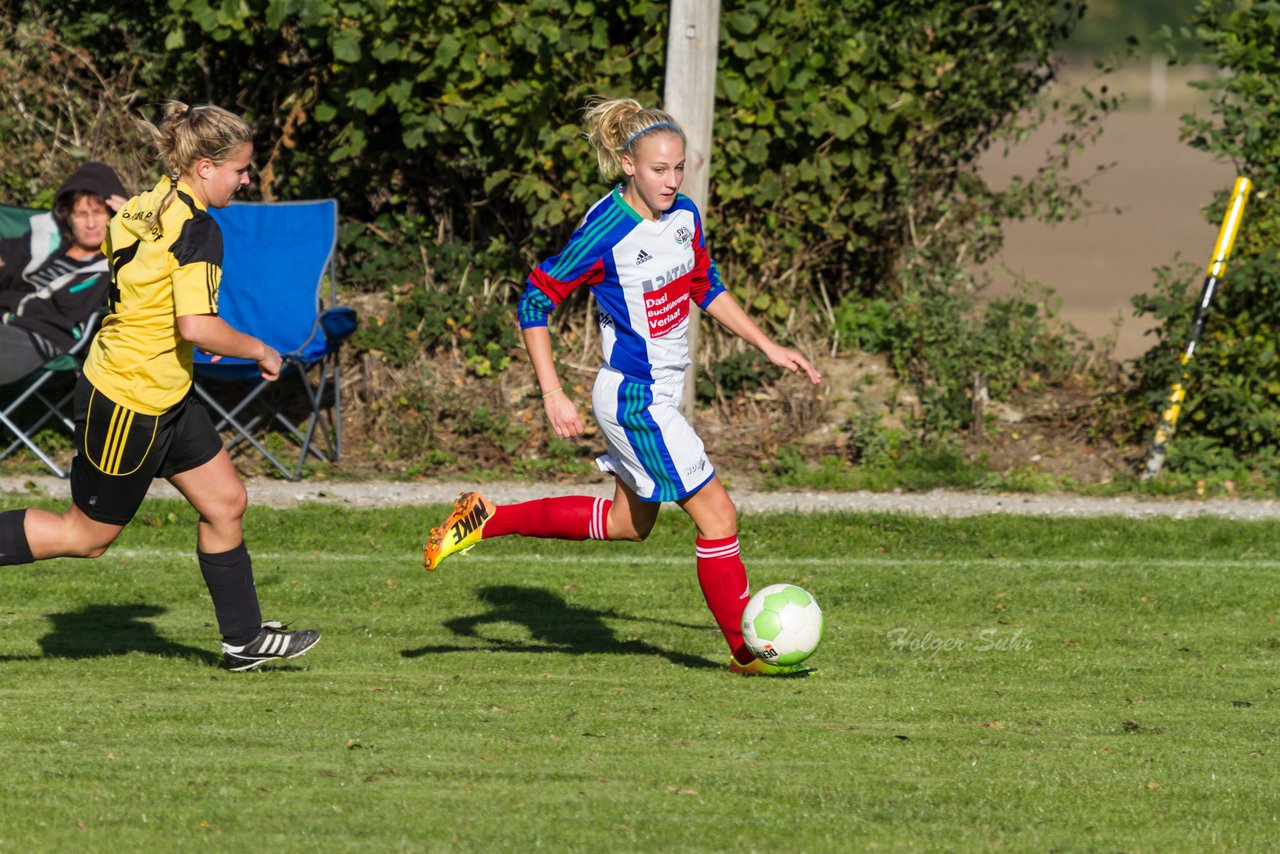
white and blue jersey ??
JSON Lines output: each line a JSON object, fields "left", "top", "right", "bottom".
{"left": 518, "top": 189, "right": 725, "bottom": 501}
{"left": 518, "top": 188, "right": 725, "bottom": 384}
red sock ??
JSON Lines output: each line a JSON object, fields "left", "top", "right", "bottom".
{"left": 696, "top": 535, "right": 752, "bottom": 659}
{"left": 483, "top": 496, "right": 611, "bottom": 541}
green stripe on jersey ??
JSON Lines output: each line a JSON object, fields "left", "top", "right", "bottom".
{"left": 549, "top": 200, "right": 627, "bottom": 280}
{"left": 611, "top": 187, "right": 644, "bottom": 223}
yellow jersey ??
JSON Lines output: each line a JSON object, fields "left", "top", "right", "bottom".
{"left": 85, "top": 177, "right": 221, "bottom": 415}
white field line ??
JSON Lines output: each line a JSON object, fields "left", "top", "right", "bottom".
{"left": 100, "top": 548, "right": 1280, "bottom": 571}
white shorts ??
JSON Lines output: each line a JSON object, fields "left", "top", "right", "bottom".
{"left": 592, "top": 367, "right": 715, "bottom": 503}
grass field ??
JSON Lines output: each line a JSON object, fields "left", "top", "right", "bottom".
{"left": 0, "top": 497, "right": 1277, "bottom": 851}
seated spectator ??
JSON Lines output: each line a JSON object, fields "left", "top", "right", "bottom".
{"left": 0, "top": 162, "right": 127, "bottom": 385}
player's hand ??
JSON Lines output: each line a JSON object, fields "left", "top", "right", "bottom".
{"left": 197, "top": 347, "right": 222, "bottom": 363}
{"left": 544, "top": 391, "right": 584, "bottom": 438}
{"left": 106, "top": 194, "right": 127, "bottom": 213}
{"left": 763, "top": 343, "right": 822, "bottom": 385}
{"left": 257, "top": 344, "right": 282, "bottom": 381}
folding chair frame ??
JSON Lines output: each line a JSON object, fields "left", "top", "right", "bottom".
{"left": 0, "top": 314, "right": 101, "bottom": 478}
{"left": 193, "top": 349, "right": 343, "bottom": 482}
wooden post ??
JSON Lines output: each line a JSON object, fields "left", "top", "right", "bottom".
{"left": 663, "top": 0, "right": 720, "bottom": 419}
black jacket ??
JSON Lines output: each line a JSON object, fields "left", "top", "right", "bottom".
{"left": 0, "top": 162, "right": 126, "bottom": 351}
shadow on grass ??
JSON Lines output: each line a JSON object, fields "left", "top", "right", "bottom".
{"left": 0, "top": 603, "right": 220, "bottom": 666}
{"left": 402, "top": 584, "right": 720, "bottom": 670}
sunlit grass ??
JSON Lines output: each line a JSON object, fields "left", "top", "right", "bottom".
{"left": 1, "top": 498, "right": 1277, "bottom": 850}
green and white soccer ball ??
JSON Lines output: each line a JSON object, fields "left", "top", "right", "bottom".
{"left": 741, "top": 583, "right": 824, "bottom": 665}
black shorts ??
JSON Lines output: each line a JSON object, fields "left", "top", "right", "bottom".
{"left": 70, "top": 375, "right": 223, "bottom": 525}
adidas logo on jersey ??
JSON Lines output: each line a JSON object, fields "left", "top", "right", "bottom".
{"left": 635, "top": 249, "right": 653, "bottom": 265}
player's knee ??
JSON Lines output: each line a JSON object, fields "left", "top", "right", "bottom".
{"left": 71, "top": 531, "right": 117, "bottom": 559}
{"left": 705, "top": 502, "right": 738, "bottom": 540}
{"left": 53, "top": 508, "right": 121, "bottom": 558}
{"left": 700, "top": 519, "right": 738, "bottom": 541}
{"left": 608, "top": 515, "right": 656, "bottom": 542}
{"left": 206, "top": 485, "right": 249, "bottom": 526}
{"left": 229, "top": 486, "right": 249, "bottom": 520}
{"left": 721, "top": 507, "right": 739, "bottom": 536}
{"left": 611, "top": 525, "right": 649, "bottom": 543}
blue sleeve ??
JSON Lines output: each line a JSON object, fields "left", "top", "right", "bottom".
{"left": 517, "top": 284, "right": 557, "bottom": 330}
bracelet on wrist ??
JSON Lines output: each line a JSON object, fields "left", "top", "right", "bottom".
{"left": 541, "top": 387, "right": 563, "bottom": 399}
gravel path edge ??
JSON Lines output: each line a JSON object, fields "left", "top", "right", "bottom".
{"left": 2, "top": 475, "right": 1277, "bottom": 520}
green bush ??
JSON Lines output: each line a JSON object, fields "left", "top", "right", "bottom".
{"left": 696, "top": 351, "right": 781, "bottom": 403}
{"left": 31, "top": 0, "right": 1097, "bottom": 303}
{"left": 833, "top": 297, "right": 895, "bottom": 354}
{"left": 886, "top": 256, "right": 1084, "bottom": 435}
{"left": 760, "top": 439, "right": 989, "bottom": 492}
{"left": 1133, "top": 1, "right": 1280, "bottom": 471}
{"left": 0, "top": 12, "right": 151, "bottom": 202}
{"left": 843, "top": 398, "right": 908, "bottom": 468}
{"left": 1135, "top": 251, "right": 1280, "bottom": 459}
{"left": 345, "top": 214, "right": 523, "bottom": 371}
{"left": 8, "top": 0, "right": 1103, "bottom": 444}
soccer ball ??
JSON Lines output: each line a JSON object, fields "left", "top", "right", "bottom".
{"left": 741, "top": 583, "right": 824, "bottom": 665}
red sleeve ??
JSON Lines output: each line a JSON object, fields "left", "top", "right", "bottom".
{"left": 688, "top": 219, "right": 725, "bottom": 309}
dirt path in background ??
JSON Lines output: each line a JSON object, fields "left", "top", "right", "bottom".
{"left": 979, "top": 66, "right": 1236, "bottom": 362}
{"left": 3, "top": 476, "right": 1277, "bottom": 520}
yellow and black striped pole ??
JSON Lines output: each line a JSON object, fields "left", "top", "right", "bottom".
{"left": 1142, "top": 175, "right": 1252, "bottom": 479}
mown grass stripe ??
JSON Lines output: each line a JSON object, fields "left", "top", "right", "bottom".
{"left": 96, "top": 548, "right": 1280, "bottom": 570}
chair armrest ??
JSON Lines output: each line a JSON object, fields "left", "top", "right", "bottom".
{"left": 320, "top": 306, "right": 358, "bottom": 342}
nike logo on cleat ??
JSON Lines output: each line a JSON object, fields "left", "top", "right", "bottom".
{"left": 452, "top": 506, "right": 490, "bottom": 543}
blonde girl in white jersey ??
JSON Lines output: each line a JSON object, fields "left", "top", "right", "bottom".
{"left": 425, "top": 98, "right": 821, "bottom": 676}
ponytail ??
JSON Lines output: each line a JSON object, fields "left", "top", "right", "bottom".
{"left": 583, "top": 98, "right": 685, "bottom": 179}
{"left": 134, "top": 101, "right": 252, "bottom": 232}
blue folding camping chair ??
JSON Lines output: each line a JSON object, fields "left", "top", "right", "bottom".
{"left": 193, "top": 199, "right": 356, "bottom": 481}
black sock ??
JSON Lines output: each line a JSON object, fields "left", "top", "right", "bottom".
{"left": 0, "top": 510, "right": 34, "bottom": 566}
{"left": 198, "top": 541, "right": 262, "bottom": 647}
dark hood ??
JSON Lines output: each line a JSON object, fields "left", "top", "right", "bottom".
{"left": 54, "top": 162, "right": 127, "bottom": 207}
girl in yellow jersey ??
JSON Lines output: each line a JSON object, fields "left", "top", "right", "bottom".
{"left": 0, "top": 103, "right": 319, "bottom": 670}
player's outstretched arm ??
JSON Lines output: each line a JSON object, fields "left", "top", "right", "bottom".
{"left": 177, "top": 313, "right": 282, "bottom": 380}
{"left": 703, "top": 292, "right": 822, "bottom": 385}
{"left": 522, "top": 325, "right": 585, "bottom": 437}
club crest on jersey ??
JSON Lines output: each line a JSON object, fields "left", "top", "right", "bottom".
{"left": 674, "top": 226, "right": 692, "bottom": 246}
{"left": 635, "top": 249, "right": 653, "bottom": 265}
